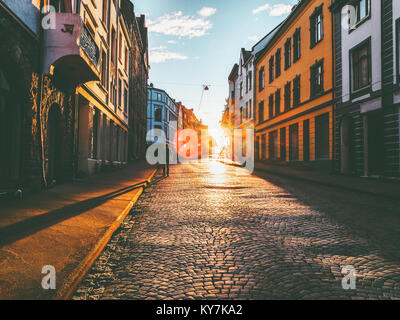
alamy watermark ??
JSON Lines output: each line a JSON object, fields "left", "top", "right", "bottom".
{"left": 41, "top": 265, "right": 56, "bottom": 290}
{"left": 341, "top": 265, "right": 356, "bottom": 290}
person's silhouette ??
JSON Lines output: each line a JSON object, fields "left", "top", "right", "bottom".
{"left": 163, "top": 142, "right": 170, "bottom": 177}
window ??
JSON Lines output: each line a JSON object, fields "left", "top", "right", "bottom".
{"left": 310, "top": 5, "right": 324, "bottom": 48}
{"left": 351, "top": 40, "right": 370, "bottom": 92}
{"left": 49, "top": 0, "right": 72, "bottom": 13}
{"left": 293, "top": 28, "right": 301, "bottom": 62}
{"left": 293, "top": 75, "right": 301, "bottom": 107}
{"left": 258, "top": 101, "right": 264, "bottom": 123}
{"left": 249, "top": 99, "right": 252, "bottom": 118}
{"left": 124, "top": 88, "right": 128, "bottom": 113}
{"left": 259, "top": 67, "right": 265, "bottom": 91}
{"left": 111, "top": 28, "right": 116, "bottom": 64}
{"left": 284, "top": 82, "right": 291, "bottom": 111}
{"left": 269, "top": 56, "right": 274, "bottom": 83}
{"left": 101, "top": 50, "right": 107, "bottom": 88}
{"left": 269, "top": 131, "right": 278, "bottom": 160}
{"left": 289, "top": 124, "right": 299, "bottom": 161}
{"left": 352, "top": 0, "right": 370, "bottom": 27}
{"left": 231, "top": 89, "right": 235, "bottom": 105}
{"left": 268, "top": 94, "right": 274, "bottom": 119}
{"left": 315, "top": 113, "right": 330, "bottom": 159}
{"left": 248, "top": 71, "right": 252, "bottom": 91}
{"left": 155, "top": 92, "right": 162, "bottom": 101}
{"left": 284, "top": 38, "right": 291, "bottom": 69}
{"left": 275, "top": 49, "right": 281, "bottom": 78}
{"left": 102, "top": 0, "right": 108, "bottom": 23}
{"left": 125, "top": 47, "right": 128, "bottom": 72}
{"left": 275, "top": 89, "right": 281, "bottom": 116}
{"left": 240, "top": 107, "right": 243, "bottom": 124}
{"left": 118, "top": 78, "right": 122, "bottom": 107}
{"left": 155, "top": 106, "right": 162, "bottom": 122}
{"left": 240, "top": 82, "right": 243, "bottom": 98}
{"left": 310, "top": 60, "right": 324, "bottom": 97}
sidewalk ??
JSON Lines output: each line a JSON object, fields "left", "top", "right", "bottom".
{"left": 219, "top": 158, "right": 400, "bottom": 199}
{"left": 0, "top": 161, "right": 158, "bottom": 300}
{"left": 254, "top": 161, "right": 400, "bottom": 199}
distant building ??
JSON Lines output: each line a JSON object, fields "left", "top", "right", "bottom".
{"left": 227, "top": 49, "right": 255, "bottom": 159}
{"left": 147, "top": 85, "right": 178, "bottom": 149}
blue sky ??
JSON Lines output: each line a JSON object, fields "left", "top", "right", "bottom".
{"left": 133, "top": 0, "right": 297, "bottom": 132}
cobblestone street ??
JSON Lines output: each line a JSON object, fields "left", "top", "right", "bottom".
{"left": 73, "top": 160, "right": 400, "bottom": 300}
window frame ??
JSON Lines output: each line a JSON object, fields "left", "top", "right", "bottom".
{"left": 349, "top": 0, "right": 371, "bottom": 31}
{"left": 310, "top": 4, "right": 324, "bottom": 49}
{"left": 275, "top": 49, "right": 281, "bottom": 78}
{"left": 349, "top": 37, "right": 371, "bottom": 95}
{"left": 284, "top": 38, "right": 292, "bottom": 70}
{"left": 293, "top": 28, "right": 301, "bottom": 63}
{"left": 284, "top": 82, "right": 291, "bottom": 111}
{"left": 259, "top": 67, "right": 265, "bottom": 91}
{"left": 293, "top": 75, "right": 301, "bottom": 108}
{"left": 258, "top": 101, "right": 264, "bottom": 123}
{"left": 310, "top": 59, "right": 324, "bottom": 98}
{"left": 269, "top": 56, "right": 275, "bottom": 83}
{"left": 268, "top": 94, "right": 274, "bottom": 119}
{"left": 275, "top": 89, "right": 281, "bottom": 116}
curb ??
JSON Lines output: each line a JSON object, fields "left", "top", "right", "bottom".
{"left": 56, "top": 167, "right": 158, "bottom": 300}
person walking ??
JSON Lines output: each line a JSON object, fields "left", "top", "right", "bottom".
{"left": 163, "top": 142, "right": 170, "bottom": 177}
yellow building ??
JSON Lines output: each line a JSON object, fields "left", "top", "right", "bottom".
{"left": 254, "top": 0, "right": 334, "bottom": 169}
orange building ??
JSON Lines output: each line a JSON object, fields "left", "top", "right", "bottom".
{"left": 254, "top": 0, "right": 334, "bottom": 170}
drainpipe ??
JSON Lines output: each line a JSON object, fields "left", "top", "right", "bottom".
{"left": 331, "top": 4, "right": 336, "bottom": 174}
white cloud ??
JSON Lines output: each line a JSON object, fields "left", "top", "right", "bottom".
{"left": 253, "top": 3, "right": 293, "bottom": 16}
{"left": 248, "top": 35, "right": 260, "bottom": 42}
{"left": 269, "top": 4, "right": 293, "bottom": 16}
{"left": 168, "top": 40, "right": 177, "bottom": 44}
{"left": 149, "top": 46, "right": 188, "bottom": 64}
{"left": 253, "top": 4, "right": 270, "bottom": 15}
{"left": 147, "top": 11, "right": 213, "bottom": 39}
{"left": 198, "top": 7, "right": 217, "bottom": 17}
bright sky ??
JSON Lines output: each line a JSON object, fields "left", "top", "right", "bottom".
{"left": 133, "top": 0, "right": 297, "bottom": 136}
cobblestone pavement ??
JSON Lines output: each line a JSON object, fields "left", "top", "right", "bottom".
{"left": 73, "top": 160, "right": 400, "bottom": 300}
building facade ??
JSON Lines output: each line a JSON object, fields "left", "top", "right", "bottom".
{"left": 0, "top": 0, "right": 148, "bottom": 196}
{"left": 331, "top": 0, "right": 400, "bottom": 178}
{"left": 228, "top": 49, "right": 255, "bottom": 158}
{"left": 0, "top": 0, "right": 42, "bottom": 193}
{"left": 121, "top": 0, "right": 149, "bottom": 161}
{"left": 255, "top": 0, "right": 334, "bottom": 171}
{"left": 147, "top": 85, "right": 178, "bottom": 149}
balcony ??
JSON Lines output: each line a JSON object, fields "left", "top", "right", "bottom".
{"left": 43, "top": 13, "right": 100, "bottom": 90}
